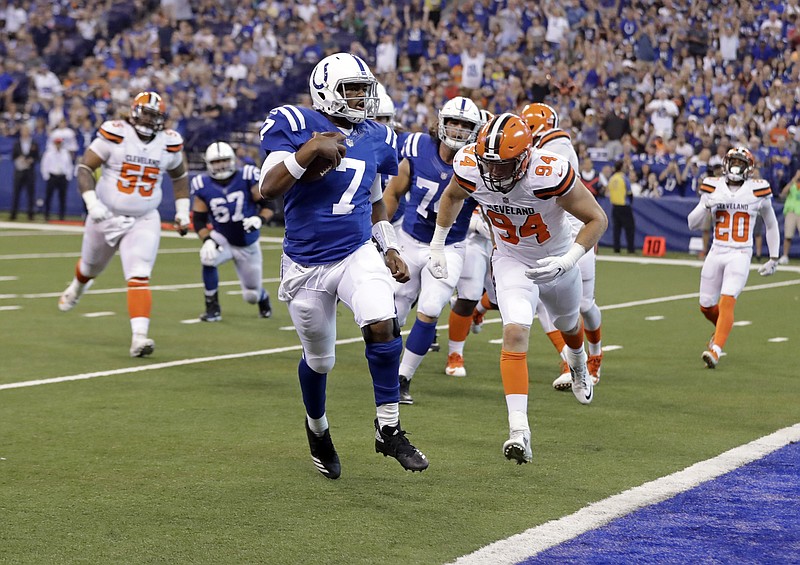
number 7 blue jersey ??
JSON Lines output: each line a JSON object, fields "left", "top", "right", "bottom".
{"left": 260, "top": 105, "right": 398, "bottom": 265}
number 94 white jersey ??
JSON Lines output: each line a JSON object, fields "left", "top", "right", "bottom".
{"left": 452, "top": 144, "right": 577, "bottom": 265}
{"left": 89, "top": 120, "right": 185, "bottom": 217}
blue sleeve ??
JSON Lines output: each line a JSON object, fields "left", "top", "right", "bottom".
{"left": 377, "top": 124, "right": 398, "bottom": 176}
{"left": 259, "top": 106, "right": 311, "bottom": 155}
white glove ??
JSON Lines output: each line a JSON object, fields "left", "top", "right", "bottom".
{"left": 200, "top": 237, "right": 220, "bottom": 266}
{"left": 427, "top": 247, "right": 448, "bottom": 279}
{"left": 242, "top": 216, "right": 263, "bottom": 233}
{"left": 758, "top": 258, "right": 777, "bottom": 276}
{"left": 525, "top": 243, "right": 586, "bottom": 284}
{"left": 82, "top": 190, "right": 112, "bottom": 222}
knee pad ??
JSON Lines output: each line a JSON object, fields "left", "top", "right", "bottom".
{"left": 306, "top": 353, "right": 335, "bottom": 374}
{"left": 242, "top": 289, "right": 259, "bottom": 304}
{"left": 361, "top": 318, "right": 401, "bottom": 342}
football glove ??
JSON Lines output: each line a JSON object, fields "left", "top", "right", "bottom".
{"left": 525, "top": 243, "right": 586, "bottom": 284}
{"left": 200, "top": 236, "right": 220, "bottom": 266}
{"left": 242, "top": 216, "right": 263, "bottom": 233}
{"left": 758, "top": 258, "right": 777, "bottom": 276}
{"left": 82, "top": 190, "right": 112, "bottom": 222}
{"left": 427, "top": 247, "right": 448, "bottom": 279}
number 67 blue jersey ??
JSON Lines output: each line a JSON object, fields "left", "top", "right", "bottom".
{"left": 260, "top": 105, "right": 398, "bottom": 266}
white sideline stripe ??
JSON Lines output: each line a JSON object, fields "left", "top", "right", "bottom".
{"left": 0, "top": 276, "right": 18, "bottom": 281}
{"left": 0, "top": 246, "right": 283, "bottom": 260}
{"left": 448, "top": 423, "right": 800, "bottom": 565}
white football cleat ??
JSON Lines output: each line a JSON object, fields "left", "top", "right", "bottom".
{"left": 58, "top": 280, "right": 93, "bottom": 312}
{"left": 569, "top": 351, "right": 593, "bottom": 405}
{"left": 702, "top": 349, "right": 719, "bottom": 369}
{"left": 130, "top": 334, "right": 155, "bottom": 358}
{"left": 552, "top": 360, "right": 572, "bottom": 390}
{"left": 503, "top": 428, "right": 532, "bottom": 464}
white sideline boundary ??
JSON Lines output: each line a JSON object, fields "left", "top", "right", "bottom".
{"left": 448, "top": 423, "right": 800, "bottom": 565}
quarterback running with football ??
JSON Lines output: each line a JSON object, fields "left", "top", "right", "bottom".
{"left": 688, "top": 146, "right": 780, "bottom": 369}
{"left": 58, "top": 91, "right": 190, "bottom": 357}
{"left": 429, "top": 113, "right": 607, "bottom": 464}
{"left": 191, "top": 141, "right": 274, "bottom": 322}
{"left": 259, "top": 52, "right": 428, "bottom": 479}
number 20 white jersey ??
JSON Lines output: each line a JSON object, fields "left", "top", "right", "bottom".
{"left": 89, "top": 120, "right": 184, "bottom": 217}
{"left": 699, "top": 176, "right": 774, "bottom": 250}
{"left": 452, "top": 144, "right": 577, "bottom": 265}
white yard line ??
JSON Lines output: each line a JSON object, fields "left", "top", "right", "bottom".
{"left": 448, "top": 423, "right": 800, "bottom": 565}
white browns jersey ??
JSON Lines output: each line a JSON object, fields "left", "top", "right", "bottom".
{"left": 89, "top": 120, "right": 184, "bottom": 217}
{"left": 453, "top": 143, "right": 577, "bottom": 265}
{"left": 535, "top": 129, "right": 583, "bottom": 237}
{"left": 699, "top": 176, "right": 774, "bottom": 250}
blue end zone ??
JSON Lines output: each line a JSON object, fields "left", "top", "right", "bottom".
{"left": 520, "top": 441, "right": 800, "bottom": 563}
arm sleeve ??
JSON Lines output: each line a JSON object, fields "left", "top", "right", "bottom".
{"left": 687, "top": 199, "right": 710, "bottom": 231}
{"left": 760, "top": 201, "right": 780, "bottom": 258}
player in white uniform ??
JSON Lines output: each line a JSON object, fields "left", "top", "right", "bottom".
{"left": 687, "top": 147, "right": 780, "bottom": 369}
{"left": 429, "top": 113, "right": 608, "bottom": 464}
{"left": 521, "top": 103, "right": 605, "bottom": 389}
{"left": 58, "top": 92, "right": 190, "bottom": 357}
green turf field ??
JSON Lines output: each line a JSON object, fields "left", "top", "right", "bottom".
{"left": 1, "top": 223, "right": 798, "bottom": 564}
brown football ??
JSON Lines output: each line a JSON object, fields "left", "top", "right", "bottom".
{"left": 299, "top": 156, "right": 337, "bottom": 182}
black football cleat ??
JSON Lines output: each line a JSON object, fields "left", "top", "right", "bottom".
{"left": 258, "top": 294, "right": 272, "bottom": 318}
{"left": 374, "top": 419, "right": 428, "bottom": 472}
{"left": 200, "top": 292, "right": 221, "bottom": 322}
{"left": 305, "top": 420, "right": 341, "bottom": 480}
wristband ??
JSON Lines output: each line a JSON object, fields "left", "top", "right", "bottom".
{"left": 175, "top": 198, "right": 190, "bottom": 215}
{"left": 284, "top": 153, "right": 307, "bottom": 180}
{"left": 430, "top": 224, "right": 451, "bottom": 250}
{"left": 371, "top": 220, "right": 399, "bottom": 254}
{"left": 81, "top": 190, "right": 99, "bottom": 208}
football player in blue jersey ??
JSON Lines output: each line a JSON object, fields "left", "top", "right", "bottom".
{"left": 382, "top": 96, "right": 483, "bottom": 404}
{"left": 374, "top": 83, "right": 407, "bottom": 226}
{"left": 191, "top": 141, "right": 274, "bottom": 322}
{"left": 258, "top": 52, "right": 428, "bottom": 479}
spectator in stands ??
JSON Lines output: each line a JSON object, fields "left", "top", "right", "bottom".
{"left": 779, "top": 169, "right": 800, "bottom": 264}
{"left": 10, "top": 125, "right": 40, "bottom": 221}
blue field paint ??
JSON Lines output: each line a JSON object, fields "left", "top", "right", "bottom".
{"left": 521, "top": 442, "right": 800, "bottom": 564}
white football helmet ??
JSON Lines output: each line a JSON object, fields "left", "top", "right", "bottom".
{"left": 723, "top": 146, "right": 755, "bottom": 183}
{"left": 438, "top": 96, "right": 482, "bottom": 150}
{"left": 309, "top": 52, "right": 378, "bottom": 124}
{"left": 204, "top": 141, "right": 237, "bottom": 180}
{"left": 375, "top": 83, "right": 396, "bottom": 126}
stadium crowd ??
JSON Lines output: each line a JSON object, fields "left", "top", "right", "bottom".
{"left": 2, "top": 0, "right": 800, "bottom": 207}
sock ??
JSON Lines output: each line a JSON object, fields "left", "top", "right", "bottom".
{"left": 700, "top": 304, "right": 719, "bottom": 325}
{"left": 713, "top": 295, "right": 736, "bottom": 349}
{"left": 399, "top": 318, "right": 437, "bottom": 378}
{"left": 545, "top": 330, "right": 566, "bottom": 355}
{"left": 448, "top": 310, "right": 472, "bottom": 354}
{"left": 202, "top": 265, "right": 218, "bottom": 294}
{"left": 585, "top": 327, "right": 602, "bottom": 356}
{"left": 127, "top": 277, "right": 152, "bottom": 319}
{"left": 376, "top": 402, "right": 399, "bottom": 429}
{"left": 561, "top": 319, "right": 585, "bottom": 350}
{"left": 75, "top": 262, "right": 92, "bottom": 285}
{"left": 298, "top": 357, "right": 327, "bottom": 420}
{"left": 307, "top": 413, "right": 329, "bottom": 436}
{"left": 500, "top": 349, "right": 528, "bottom": 396}
{"left": 365, "top": 337, "right": 403, "bottom": 405}
{"left": 130, "top": 316, "right": 149, "bottom": 336}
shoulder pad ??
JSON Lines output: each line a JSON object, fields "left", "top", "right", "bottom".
{"left": 190, "top": 174, "right": 205, "bottom": 194}
{"left": 97, "top": 120, "right": 128, "bottom": 144}
{"left": 537, "top": 128, "right": 571, "bottom": 148}
{"left": 267, "top": 105, "right": 309, "bottom": 133}
{"left": 401, "top": 132, "right": 426, "bottom": 158}
{"left": 161, "top": 129, "right": 184, "bottom": 152}
{"left": 749, "top": 178, "right": 772, "bottom": 197}
{"left": 243, "top": 164, "right": 260, "bottom": 182}
{"left": 452, "top": 144, "right": 480, "bottom": 193}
